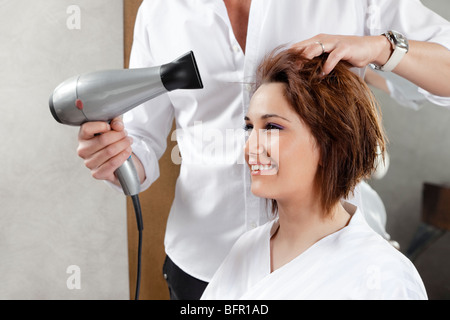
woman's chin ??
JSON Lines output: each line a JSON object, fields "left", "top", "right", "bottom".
{"left": 250, "top": 181, "right": 276, "bottom": 199}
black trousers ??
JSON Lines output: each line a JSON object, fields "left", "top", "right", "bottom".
{"left": 162, "top": 255, "right": 208, "bottom": 300}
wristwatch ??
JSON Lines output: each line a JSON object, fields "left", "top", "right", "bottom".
{"left": 373, "top": 30, "right": 409, "bottom": 72}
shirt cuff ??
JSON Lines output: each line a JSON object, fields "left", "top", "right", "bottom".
{"left": 418, "top": 87, "right": 450, "bottom": 108}
{"left": 132, "top": 136, "right": 161, "bottom": 192}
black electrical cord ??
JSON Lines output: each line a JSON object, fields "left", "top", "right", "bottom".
{"left": 131, "top": 194, "right": 143, "bottom": 300}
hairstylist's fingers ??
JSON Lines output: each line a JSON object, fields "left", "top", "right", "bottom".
{"left": 322, "top": 46, "right": 347, "bottom": 75}
{"left": 291, "top": 41, "right": 315, "bottom": 59}
{"left": 90, "top": 146, "right": 133, "bottom": 181}
{"left": 78, "top": 121, "right": 111, "bottom": 140}
{"left": 294, "top": 34, "right": 382, "bottom": 76}
{"left": 84, "top": 135, "right": 133, "bottom": 171}
{"left": 304, "top": 41, "right": 328, "bottom": 59}
{"left": 77, "top": 129, "right": 129, "bottom": 160}
{"left": 301, "top": 43, "right": 320, "bottom": 60}
{"left": 110, "top": 116, "right": 125, "bottom": 132}
{"left": 291, "top": 34, "right": 333, "bottom": 59}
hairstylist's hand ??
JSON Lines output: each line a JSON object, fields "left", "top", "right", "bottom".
{"left": 77, "top": 117, "right": 133, "bottom": 185}
{"left": 292, "top": 34, "right": 391, "bottom": 75}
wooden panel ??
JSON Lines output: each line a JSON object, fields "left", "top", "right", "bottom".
{"left": 123, "top": 0, "right": 141, "bottom": 69}
{"left": 422, "top": 183, "right": 450, "bottom": 231}
{"left": 124, "top": 0, "right": 178, "bottom": 300}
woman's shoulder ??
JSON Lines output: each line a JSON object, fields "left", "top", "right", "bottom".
{"left": 336, "top": 209, "right": 427, "bottom": 299}
{"left": 338, "top": 208, "right": 413, "bottom": 268}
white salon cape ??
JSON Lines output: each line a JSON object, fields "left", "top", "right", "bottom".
{"left": 201, "top": 204, "right": 427, "bottom": 300}
{"left": 123, "top": 0, "right": 450, "bottom": 282}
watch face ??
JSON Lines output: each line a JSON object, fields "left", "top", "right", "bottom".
{"left": 391, "top": 30, "right": 409, "bottom": 50}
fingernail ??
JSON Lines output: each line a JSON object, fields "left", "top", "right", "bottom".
{"left": 111, "top": 120, "right": 123, "bottom": 128}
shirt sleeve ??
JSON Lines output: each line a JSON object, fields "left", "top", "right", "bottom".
{"left": 369, "top": 0, "right": 450, "bottom": 107}
{"left": 122, "top": 2, "right": 176, "bottom": 192}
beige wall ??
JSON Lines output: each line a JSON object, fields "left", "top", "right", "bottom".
{"left": 0, "top": 0, "right": 128, "bottom": 299}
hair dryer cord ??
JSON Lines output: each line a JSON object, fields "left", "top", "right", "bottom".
{"left": 131, "top": 194, "right": 143, "bottom": 300}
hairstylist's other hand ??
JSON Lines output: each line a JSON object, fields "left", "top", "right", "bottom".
{"left": 77, "top": 117, "right": 133, "bottom": 185}
{"left": 292, "top": 34, "right": 391, "bottom": 75}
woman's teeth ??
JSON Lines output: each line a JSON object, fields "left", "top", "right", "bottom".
{"left": 251, "top": 164, "right": 274, "bottom": 171}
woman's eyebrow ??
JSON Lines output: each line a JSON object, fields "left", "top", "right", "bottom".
{"left": 244, "top": 114, "right": 290, "bottom": 122}
{"left": 261, "top": 114, "right": 291, "bottom": 122}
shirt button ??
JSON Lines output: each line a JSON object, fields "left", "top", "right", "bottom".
{"left": 232, "top": 44, "right": 240, "bottom": 53}
{"left": 250, "top": 222, "right": 257, "bottom": 229}
{"left": 245, "top": 84, "right": 252, "bottom": 92}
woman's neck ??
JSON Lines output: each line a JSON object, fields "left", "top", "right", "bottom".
{"left": 270, "top": 198, "right": 351, "bottom": 272}
{"left": 278, "top": 197, "right": 349, "bottom": 234}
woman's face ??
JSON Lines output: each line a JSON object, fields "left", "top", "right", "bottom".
{"left": 244, "top": 82, "right": 321, "bottom": 203}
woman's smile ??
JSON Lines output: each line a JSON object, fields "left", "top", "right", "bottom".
{"left": 250, "top": 162, "right": 278, "bottom": 175}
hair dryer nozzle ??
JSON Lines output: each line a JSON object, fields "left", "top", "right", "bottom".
{"left": 160, "top": 51, "right": 203, "bottom": 92}
{"left": 49, "top": 94, "right": 62, "bottom": 124}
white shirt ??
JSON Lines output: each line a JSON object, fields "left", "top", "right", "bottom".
{"left": 125, "top": 0, "right": 450, "bottom": 282}
{"left": 201, "top": 203, "right": 428, "bottom": 300}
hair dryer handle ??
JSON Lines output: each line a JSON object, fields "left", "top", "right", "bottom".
{"left": 115, "top": 156, "right": 140, "bottom": 196}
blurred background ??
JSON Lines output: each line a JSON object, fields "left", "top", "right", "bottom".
{"left": 366, "top": 0, "right": 450, "bottom": 300}
{"left": 0, "top": 0, "right": 448, "bottom": 299}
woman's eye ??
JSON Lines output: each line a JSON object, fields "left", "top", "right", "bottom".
{"left": 265, "top": 123, "right": 283, "bottom": 131}
{"left": 244, "top": 124, "right": 253, "bottom": 131}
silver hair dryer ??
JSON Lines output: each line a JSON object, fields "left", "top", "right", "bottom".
{"left": 49, "top": 51, "right": 203, "bottom": 196}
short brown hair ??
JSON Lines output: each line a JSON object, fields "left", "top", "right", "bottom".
{"left": 255, "top": 47, "right": 386, "bottom": 216}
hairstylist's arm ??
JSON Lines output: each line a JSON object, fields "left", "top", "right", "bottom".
{"left": 77, "top": 117, "right": 146, "bottom": 187}
{"left": 293, "top": 35, "right": 450, "bottom": 97}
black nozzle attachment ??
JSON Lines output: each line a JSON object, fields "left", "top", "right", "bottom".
{"left": 160, "top": 51, "right": 203, "bottom": 92}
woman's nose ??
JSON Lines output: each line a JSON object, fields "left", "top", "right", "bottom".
{"left": 245, "top": 129, "right": 266, "bottom": 161}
